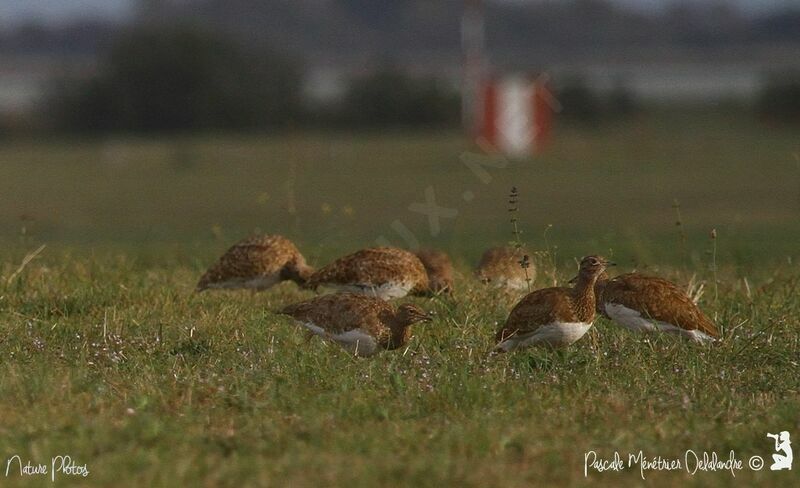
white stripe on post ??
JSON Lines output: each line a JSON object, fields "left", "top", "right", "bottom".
{"left": 497, "top": 77, "right": 533, "bottom": 157}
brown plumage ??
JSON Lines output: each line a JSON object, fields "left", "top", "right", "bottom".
{"left": 495, "top": 255, "right": 612, "bottom": 351}
{"left": 280, "top": 293, "right": 431, "bottom": 357}
{"left": 306, "top": 247, "right": 429, "bottom": 300}
{"left": 415, "top": 249, "right": 454, "bottom": 294}
{"left": 196, "top": 235, "right": 313, "bottom": 291}
{"left": 475, "top": 246, "right": 535, "bottom": 290}
{"left": 595, "top": 273, "right": 719, "bottom": 342}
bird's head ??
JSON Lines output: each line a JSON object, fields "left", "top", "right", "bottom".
{"left": 396, "top": 304, "right": 433, "bottom": 326}
{"left": 577, "top": 255, "right": 615, "bottom": 281}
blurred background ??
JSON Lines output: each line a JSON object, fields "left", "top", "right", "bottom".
{"left": 1, "top": 0, "right": 799, "bottom": 267}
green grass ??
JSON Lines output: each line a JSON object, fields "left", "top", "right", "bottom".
{"left": 1, "top": 111, "right": 798, "bottom": 264}
{"left": 1, "top": 252, "right": 798, "bottom": 486}
{"left": 1, "top": 112, "right": 799, "bottom": 486}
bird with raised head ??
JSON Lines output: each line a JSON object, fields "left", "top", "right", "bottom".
{"left": 196, "top": 235, "right": 313, "bottom": 292}
{"left": 280, "top": 293, "right": 431, "bottom": 357}
{"left": 306, "top": 247, "right": 429, "bottom": 300}
{"left": 494, "top": 255, "right": 613, "bottom": 352}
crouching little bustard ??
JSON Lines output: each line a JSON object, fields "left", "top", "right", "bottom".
{"left": 196, "top": 235, "right": 313, "bottom": 292}
{"left": 306, "top": 247, "right": 429, "bottom": 300}
{"left": 280, "top": 293, "right": 431, "bottom": 357}
{"left": 594, "top": 272, "right": 719, "bottom": 343}
{"left": 475, "top": 246, "right": 535, "bottom": 291}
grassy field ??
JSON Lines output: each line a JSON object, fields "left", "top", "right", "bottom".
{"left": 1, "top": 112, "right": 799, "bottom": 486}
{"left": 1, "top": 110, "right": 799, "bottom": 264}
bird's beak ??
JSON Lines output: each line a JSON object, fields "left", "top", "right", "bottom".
{"left": 606, "top": 261, "right": 617, "bottom": 267}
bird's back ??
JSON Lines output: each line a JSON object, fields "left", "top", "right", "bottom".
{"left": 309, "top": 247, "right": 428, "bottom": 291}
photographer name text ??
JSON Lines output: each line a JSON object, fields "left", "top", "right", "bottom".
{"left": 584, "top": 449, "right": 766, "bottom": 479}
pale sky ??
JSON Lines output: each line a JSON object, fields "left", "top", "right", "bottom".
{"left": 0, "top": 0, "right": 132, "bottom": 25}
{"left": 0, "top": 0, "right": 796, "bottom": 25}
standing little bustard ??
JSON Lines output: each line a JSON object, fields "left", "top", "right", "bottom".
{"left": 415, "top": 249, "right": 455, "bottom": 294}
{"left": 197, "top": 235, "right": 313, "bottom": 291}
{"left": 594, "top": 272, "right": 719, "bottom": 343}
{"left": 280, "top": 293, "right": 431, "bottom": 357}
{"left": 495, "top": 256, "right": 613, "bottom": 352}
{"left": 475, "top": 246, "right": 534, "bottom": 291}
{"left": 306, "top": 247, "right": 429, "bottom": 300}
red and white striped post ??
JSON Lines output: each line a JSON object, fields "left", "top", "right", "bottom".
{"left": 479, "top": 76, "right": 553, "bottom": 157}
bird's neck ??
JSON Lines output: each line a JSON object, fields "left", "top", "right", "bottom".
{"left": 386, "top": 320, "right": 411, "bottom": 350}
{"left": 284, "top": 261, "right": 314, "bottom": 286}
{"left": 572, "top": 273, "right": 599, "bottom": 323}
{"left": 593, "top": 273, "right": 609, "bottom": 313}
{"left": 298, "top": 264, "right": 314, "bottom": 284}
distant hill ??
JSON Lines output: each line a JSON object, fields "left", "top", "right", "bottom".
{"left": 1, "top": 0, "right": 794, "bottom": 25}
{"left": 140, "top": 0, "right": 800, "bottom": 68}
{"left": 2, "top": 0, "right": 799, "bottom": 66}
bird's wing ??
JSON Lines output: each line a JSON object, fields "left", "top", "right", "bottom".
{"left": 606, "top": 275, "right": 719, "bottom": 337}
{"left": 496, "top": 288, "right": 575, "bottom": 342}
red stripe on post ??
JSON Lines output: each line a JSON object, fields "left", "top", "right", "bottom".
{"left": 481, "top": 81, "right": 498, "bottom": 149}
{"left": 532, "top": 80, "right": 553, "bottom": 153}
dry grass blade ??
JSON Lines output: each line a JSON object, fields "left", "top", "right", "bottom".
{"left": 685, "top": 274, "right": 705, "bottom": 305}
{"left": 5, "top": 244, "right": 46, "bottom": 284}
